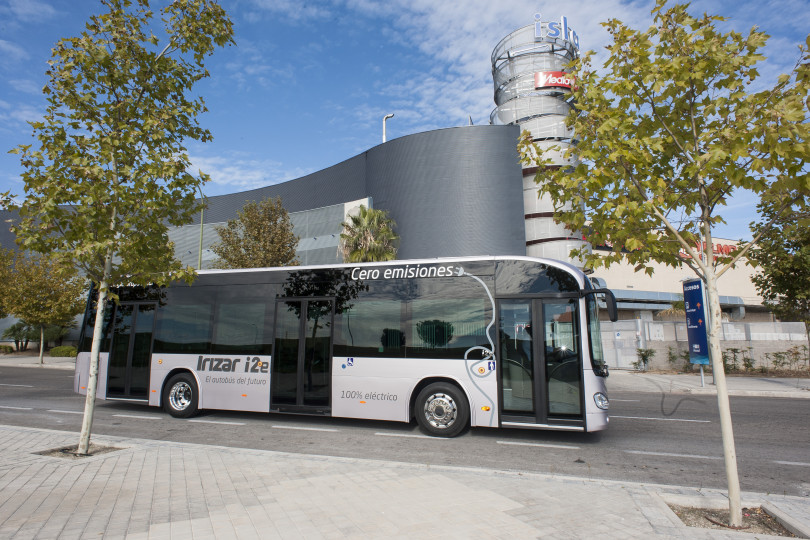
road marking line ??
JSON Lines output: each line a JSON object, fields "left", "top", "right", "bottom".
{"left": 374, "top": 432, "right": 446, "bottom": 440}
{"left": 113, "top": 414, "right": 161, "bottom": 420}
{"left": 188, "top": 419, "right": 246, "bottom": 426}
{"left": 0, "top": 383, "right": 33, "bottom": 388}
{"left": 497, "top": 441, "right": 580, "bottom": 450}
{"left": 625, "top": 450, "right": 721, "bottom": 460}
{"left": 0, "top": 405, "right": 33, "bottom": 410}
{"left": 774, "top": 461, "right": 810, "bottom": 467}
{"left": 47, "top": 409, "right": 83, "bottom": 415}
{"left": 271, "top": 425, "right": 338, "bottom": 432}
{"left": 610, "top": 415, "right": 710, "bottom": 423}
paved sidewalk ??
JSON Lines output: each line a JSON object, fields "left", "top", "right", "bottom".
{"left": 0, "top": 425, "right": 808, "bottom": 539}
{"left": 0, "top": 355, "right": 76, "bottom": 370}
{"left": 608, "top": 369, "right": 810, "bottom": 399}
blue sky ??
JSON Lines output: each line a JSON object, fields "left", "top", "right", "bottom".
{"left": 1, "top": 0, "right": 808, "bottom": 240}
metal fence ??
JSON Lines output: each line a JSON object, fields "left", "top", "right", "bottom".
{"left": 600, "top": 320, "right": 809, "bottom": 370}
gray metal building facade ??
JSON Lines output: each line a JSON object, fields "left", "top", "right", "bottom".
{"left": 175, "top": 124, "right": 527, "bottom": 268}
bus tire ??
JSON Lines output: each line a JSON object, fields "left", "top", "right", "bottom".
{"left": 414, "top": 383, "right": 469, "bottom": 437}
{"left": 163, "top": 373, "right": 199, "bottom": 418}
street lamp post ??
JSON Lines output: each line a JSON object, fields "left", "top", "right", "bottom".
{"left": 383, "top": 113, "right": 394, "bottom": 143}
{"left": 197, "top": 186, "right": 206, "bottom": 270}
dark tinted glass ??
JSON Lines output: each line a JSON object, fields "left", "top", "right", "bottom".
{"left": 153, "top": 287, "right": 214, "bottom": 354}
{"left": 114, "top": 285, "right": 164, "bottom": 303}
{"left": 211, "top": 284, "right": 274, "bottom": 354}
{"left": 272, "top": 300, "right": 302, "bottom": 405}
{"left": 129, "top": 304, "right": 155, "bottom": 397}
{"left": 107, "top": 304, "right": 134, "bottom": 395}
{"left": 79, "top": 292, "right": 114, "bottom": 353}
{"left": 495, "top": 260, "right": 579, "bottom": 295}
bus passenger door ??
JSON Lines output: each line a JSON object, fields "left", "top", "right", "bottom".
{"left": 271, "top": 299, "right": 334, "bottom": 413}
{"left": 106, "top": 302, "right": 156, "bottom": 400}
{"left": 497, "top": 299, "right": 583, "bottom": 428}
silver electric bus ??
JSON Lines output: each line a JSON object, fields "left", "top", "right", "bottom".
{"left": 75, "top": 256, "right": 617, "bottom": 437}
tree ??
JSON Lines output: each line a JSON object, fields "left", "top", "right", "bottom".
{"left": 748, "top": 198, "right": 810, "bottom": 335}
{"left": 0, "top": 247, "right": 11, "bottom": 320}
{"left": 1, "top": 253, "right": 86, "bottom": 364}
{"left": 2, "top": 322, "right": 36, "bottom": 352}
{"left": 518, "top": 1, "right": 809, "bottom": 527}
{"left": 7, "top": 0, "right": 234, "bottom": 455}
{"left": 211, "top": 196, "right": 300, "bottom": 269}
{"left": 339, "top": 205, "right": 399, "bottom": 263}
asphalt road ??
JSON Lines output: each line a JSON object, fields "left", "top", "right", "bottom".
{"left": 1, "top": 366, "right": 808, "bottom": 497}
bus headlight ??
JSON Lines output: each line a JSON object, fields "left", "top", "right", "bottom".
{"left": 594, "top": 392, "right": 609, "bottom": 410}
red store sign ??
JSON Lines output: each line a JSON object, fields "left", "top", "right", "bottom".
{"left": 534, "top": 71, "right": 575, "bottom": 90}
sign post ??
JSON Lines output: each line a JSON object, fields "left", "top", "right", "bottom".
{"left": 683, "top": 279, "right": 710, "bottom": 387}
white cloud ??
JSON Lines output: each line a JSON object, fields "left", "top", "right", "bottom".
{"left": 0, "top": 39, "right": 29, "bottom": 66}
{"left": 8, "top": 79, "right": 42, "bottom": 95}
{"left": 2, "top": 0, "right": 57, "bottom": 22}
{"left": 0, "top": 99, "right": 43, "bottom": 130}
{"left": 245, "top": 0, "right": 332, "bottom": 23}
{"left": 338, "top": 0, "right": 654, "bottom": 128}
{"left": 336, "top": 0, "right": 806, "bottom": 131}
{"left": 190, "top": 153, "right": 315, "bottom": 193}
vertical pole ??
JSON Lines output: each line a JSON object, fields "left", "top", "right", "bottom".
{"left": 198, "top": 201, "right": 204, "bottom": 270}
{"left": 383, "top": 113, "right": 394, "bottom": 143}
{"left": 197, "top": 189, "right": 205, "bottom": 270}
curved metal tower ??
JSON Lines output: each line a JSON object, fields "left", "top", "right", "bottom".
{"left": 491, "top": 15, "right": 590, "bottom": 265}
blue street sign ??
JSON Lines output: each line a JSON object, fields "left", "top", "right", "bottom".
{"left": 683, "top": 279, "right": 710, "bottom": 365}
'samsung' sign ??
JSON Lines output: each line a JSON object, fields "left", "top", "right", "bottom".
{"left": 534, "top": 13, "right": 580, "bottom": 51}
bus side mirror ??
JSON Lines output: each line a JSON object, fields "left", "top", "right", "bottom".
{"left": 583, "top": 288, "right": 618, "bottom": 322}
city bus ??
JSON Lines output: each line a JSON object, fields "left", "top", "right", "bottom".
{"left": 74, "top": 256, "right": 617, "bottom": 437}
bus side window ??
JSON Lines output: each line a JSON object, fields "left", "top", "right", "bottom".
{"left": 153, "top": 287, "right": 215, "bottom": 354}
{"left": 211, "top": 284, "right": 274, "bottom": 355}
{"left": 333, "top": 299, "right": 405, "bottom": 358}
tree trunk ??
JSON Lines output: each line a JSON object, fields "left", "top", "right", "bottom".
{"left": 38, "top": 325, "right": 45, "bottom": 365}
{"left": 77, "top": 252, "right": 113, "bottom": 455}
{"left": 704, "top": 268, "right": 743, "bottom": 527}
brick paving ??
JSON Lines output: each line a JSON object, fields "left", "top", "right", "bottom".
{"left": 0, "top": 425, "right": 807, "bottom": 539}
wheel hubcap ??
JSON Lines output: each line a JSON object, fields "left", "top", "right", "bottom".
{"left": 169, "top": 382, "right": 192, "bottom": 410}
{"left": 424, "top": 393, "right": 457, "bottom": 429}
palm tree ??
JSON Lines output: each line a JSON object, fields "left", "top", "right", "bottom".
{"left": 339, "top": 205, "right": 399, "bottom": 262}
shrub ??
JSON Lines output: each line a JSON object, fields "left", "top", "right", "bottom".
{"left": 49, "top": 345, "right": 77, "bottom": 358}
{"left": 633, "top": 348, "right": 656, "bottom": 371}
{"left": 722, "top": 347, "right": 744, "bottom": 372}
{"left": 666, "top": 346, "right": 679, "bottom": 369}
{"left": 679, "top": 350, "right": 694, "bottom": 372}
{"left": 0, "top": 345, "right": 13, "bottom": 354}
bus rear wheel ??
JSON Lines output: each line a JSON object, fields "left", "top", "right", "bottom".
{"left": 414, "top": 383, "right": 469, "bottom": 437}
{"left": 163, "top": 373, "right": 199, "bottom": 418}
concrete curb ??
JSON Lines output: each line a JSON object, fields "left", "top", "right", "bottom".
{"left": 0, "top": 356, "right": 75, "bottom": 370}
{"left": 620, "top": 387, "right": 810, "bottom": 399}
{"left": 646, "top": 492, "right": 810, "bottom": 539}
{"left": 762, "top": 502, "right": 810, "bottom": 539}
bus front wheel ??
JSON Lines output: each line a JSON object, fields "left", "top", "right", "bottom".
{"left": 163, "top": 373, "right": 199, "bottom": 418}
{"left": 414, "top": 383, "right": 469, "bottom": 437}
